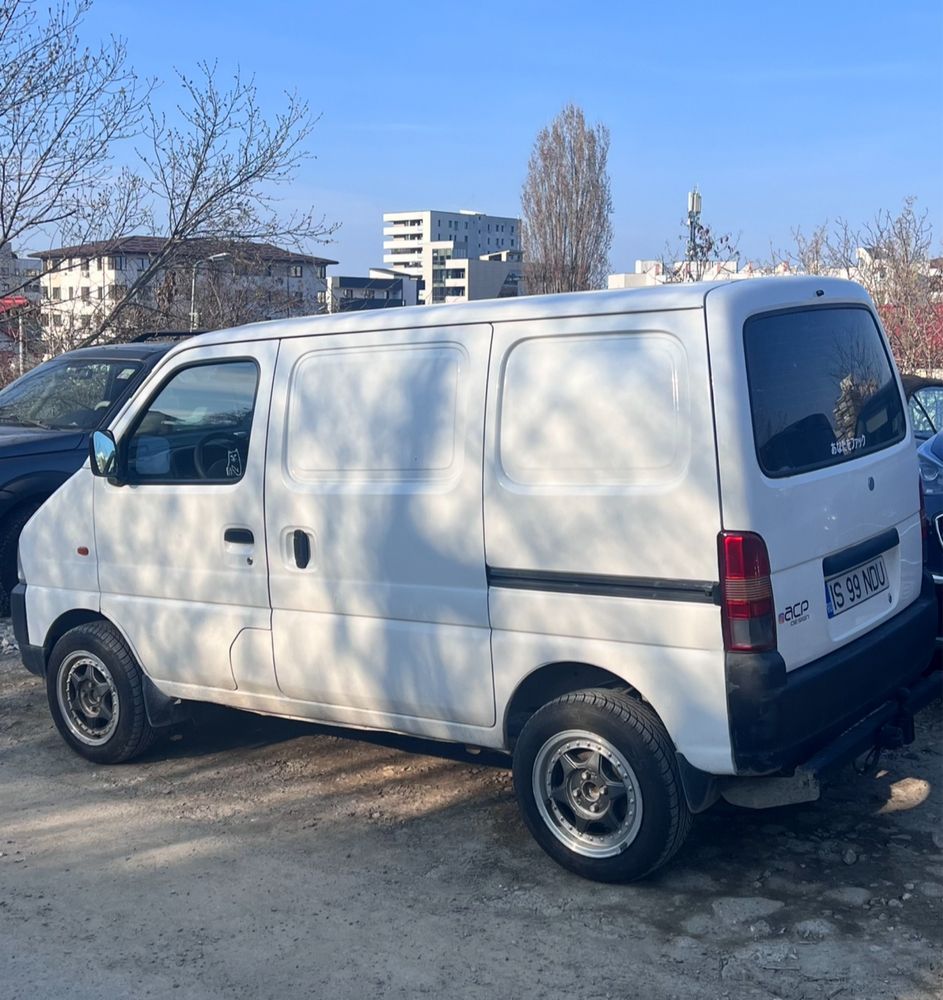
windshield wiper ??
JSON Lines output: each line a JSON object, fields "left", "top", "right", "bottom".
{"left": 0, "top": 412, "right": 52, "bottom": 429}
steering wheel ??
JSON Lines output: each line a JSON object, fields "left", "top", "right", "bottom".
{"left": 193, "top": 433, "right": 244, "bottom": 480}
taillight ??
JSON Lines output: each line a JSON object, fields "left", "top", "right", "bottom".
{"left": 718, "top": 531, "right": 777, "bottom": 653}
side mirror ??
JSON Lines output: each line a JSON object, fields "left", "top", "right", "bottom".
{"left": 89, "top": 429, "right": 118, "bottom": 480}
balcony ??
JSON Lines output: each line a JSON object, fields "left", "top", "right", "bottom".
{"left": 382, "top": 240, "right": 423, "bottom": 253}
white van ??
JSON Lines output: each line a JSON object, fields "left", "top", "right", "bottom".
{"left": 13, "top": 276, "right": 939, "bottom": 881}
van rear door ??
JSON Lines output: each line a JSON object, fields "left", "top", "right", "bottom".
{"left": 706, "top": 279, "right": 922, "bottom": 672}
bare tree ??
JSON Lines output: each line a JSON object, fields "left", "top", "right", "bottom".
{"left": 859, "top": 197, "right": 939, "bottom": 374}
{"left": 775, "top": 217, "right": 858, "bottom": 277}
{"left": 776, "top": 199, "right": 940, "bottom": 373}
{"left": 0, "top": 0, "right": 148, "bottom": 252}
{"left": 521, "top": 104, "right": 612, "bottom": 294}
{"left": 75, "top": 62, "right": 337, "bottom": 344}
{"left": 662, "top": 218, "right": 740, "bottom": 283}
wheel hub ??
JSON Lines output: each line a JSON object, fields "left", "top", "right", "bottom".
{"left": 568, "top": 770, "right": 609, "bottom": 818}
{"left": 57, "top": 652, "right": 120, "bottom": 747}
{"left": 532, "top": 730, "right": 643, "bottom": 859}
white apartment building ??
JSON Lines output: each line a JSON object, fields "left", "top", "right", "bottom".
{"left": 32, "top": 236, "right": 337, "bottom": 341}
{"left": 383, "top": 209, "right": 521, "bottom": 304}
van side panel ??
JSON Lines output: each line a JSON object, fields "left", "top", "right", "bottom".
{"left": 265, "top": 324, "right": 496, "bottom": 728}
{"left": 484, "top": 308, "right": 731, "bottom": 771}
{"left": 490, "top": 590, "right": 734, "bottom": 774}
{"left": 483, "top": 309, "right": 722, "bottom": 581}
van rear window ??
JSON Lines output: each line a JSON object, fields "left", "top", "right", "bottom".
{"left": 744, "top": 306, "right": 906, "bottom": 477}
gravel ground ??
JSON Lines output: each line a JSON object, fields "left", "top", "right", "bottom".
{"left": 0, "top": 643, "right": 941, "bottom": 1000}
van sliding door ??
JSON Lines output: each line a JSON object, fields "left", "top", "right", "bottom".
{"left": 264, "top": 324, "right": 495, "bottom": 730}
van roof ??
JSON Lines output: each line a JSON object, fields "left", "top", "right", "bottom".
{"left": 174, "top": 275, "right": 872, "bottom": 353}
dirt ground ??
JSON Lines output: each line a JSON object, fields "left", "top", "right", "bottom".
{"left": 1, "top": 650, "right": 941, "bottom": 1000}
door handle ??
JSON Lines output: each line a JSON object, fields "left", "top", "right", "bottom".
{"left": 292, "top": 530, "right": 311, "bottom": 569}
{"left": 224, "top": 528, "right": 254, "bottom": 545}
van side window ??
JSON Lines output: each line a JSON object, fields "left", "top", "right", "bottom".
{"left": 125, "top": 360, "right": 259, "bottom": 483}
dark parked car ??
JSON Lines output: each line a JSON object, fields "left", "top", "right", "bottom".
{"left": 903, "top": 374, "right": 943, "bottom": 443}
{"left": 918, "top": 430, "right": 943, "bottom": 653}
{"left": 0, "top": 340, "right": 178, "bottom": 612}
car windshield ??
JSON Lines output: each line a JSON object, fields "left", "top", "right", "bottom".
{"left": 0, "top": 359, "right": 142, "bottom": 431}
{"left": 911, "top": 386, "right": 943, "bottom": 438}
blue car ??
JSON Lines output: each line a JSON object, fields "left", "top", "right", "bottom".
{"left": 904, "top": 374, "right": 943, "bottom": 443}
{"left": 918, "top": 431, "right": 943, "bottom": 649}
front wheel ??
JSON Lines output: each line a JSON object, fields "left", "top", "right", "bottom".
{"left": 46, "top": 622, "right": 157, "bottom": 764}
{"left": 512, "top": 689, "right": 692, "bottom": 882}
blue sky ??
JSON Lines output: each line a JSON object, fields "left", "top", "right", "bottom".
{"left": 80, "top": 0, "right": 942, "bottom": 273}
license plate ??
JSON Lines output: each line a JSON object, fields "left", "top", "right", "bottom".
{"left": 824, "top": 555, "right": 889, "bottom": 619}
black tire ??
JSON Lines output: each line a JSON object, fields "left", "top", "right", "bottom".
{"left": 512, "top": 689, "right": 692, "bottom": 882}
{"left": 0, "top": 500, "right": 42, "bottom": 616}
{"left": 46, "top": 622, "right": 157, "bottom": 764}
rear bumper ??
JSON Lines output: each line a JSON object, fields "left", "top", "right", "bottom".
{"left": 11, "top": 582, "right": 44, "bottom": 677}
{"left": 726, "top": 571, "right": 938, "bottom": 775}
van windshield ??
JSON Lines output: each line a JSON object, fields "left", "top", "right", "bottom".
{"left": 0, "top": 359, "right": 141, "bottom": 431}
{"left": 744, "top": 306, "right": 906, "bottom": 477}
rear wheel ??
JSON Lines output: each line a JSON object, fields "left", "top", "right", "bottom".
{"left": 46, "top": 622, "right": 156, "bottom": 764}
{"left": 512, "top": 689, "right": 692, "bottom": 882}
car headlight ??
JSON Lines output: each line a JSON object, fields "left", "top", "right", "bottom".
{"left": 918, "top": 447, "right": 943, "bottom": 495}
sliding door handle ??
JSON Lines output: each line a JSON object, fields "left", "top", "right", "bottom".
{"left": 224, "top": 528, "right": 254, "bottom": 545}
{"left": 292, "top": 530, "right": 311, "bottom": 569}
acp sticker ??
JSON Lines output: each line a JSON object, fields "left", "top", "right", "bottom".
{"left": 779, "top": 599, "right": 810, "bottom": 627}
{"left": 116, "top": 367, "right": 137, "bottom": 380}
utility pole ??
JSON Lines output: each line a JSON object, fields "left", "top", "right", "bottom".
{"left": 686, "top": 187, "right": 701, "bottom": 265}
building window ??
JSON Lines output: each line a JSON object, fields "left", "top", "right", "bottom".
{"left": 363, "top": 289, "right": 375, "bottom": 299}
{"left": 342, "top": 288, "right": 353, "bottom": 299}
{"left": 52, "top": 287, "right": 61, "bottom": 300}
{"left": 317, "top": 290, "right": 326, "bottom": 304}
{"left": 138, "top": 257, "right": 147, "bottom": 271}
{"left": 107, "top": 256, "right": 125, "bottom": 270}
{"left": 81, "top": 260, "right": 90, "bottom": 275}
{"left": 290, "top": 264, "right": 303, "bottom": 278}
{"left": 97, "top": 287, "right": 103, "bottom": 300}
{"left": 81, "top": 287, "right": 90, "bottom": 301}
